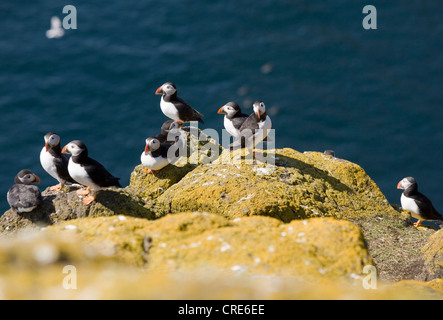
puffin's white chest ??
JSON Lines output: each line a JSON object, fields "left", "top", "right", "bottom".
{"left": 160, "top": 97, "right": 180, "bottom": 121}
{"left": 140, "top": 152, "right": 170, "bottom": 171}
{"left": 401, "top": 193, "right": 421, "bottom": 219}
{"left": 68, "top": 159, "right": 100, "bottom": 190}
{"left": 40, "top": 147, "right": 59, "bottom": 180}
{"left": 253, "top": 116, "right": 272, "bottom": 145}
{"left": 224, "top": 116, "right": 240, "bottom": 137}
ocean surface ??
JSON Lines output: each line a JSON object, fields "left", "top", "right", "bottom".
{"left": 0, "top": 1, "right": 442, "bottom": 216}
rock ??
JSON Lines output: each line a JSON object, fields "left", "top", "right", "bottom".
{"left": 154, "top": 149, "right": 405, "bottom": 222}
{"left": 422, "top": 229, "right": 443, "bottom": 280}
{"left": 0, "top": 144, "right": 440, "bottom": 292}
{"left": 46, "top": 213, "right": 371, "bottom": 279}
{"left": 0, "top": 187, "right": 154, "bottom": 234}
{"left": 0, "top": 213, "right": 441, "bottom": 300}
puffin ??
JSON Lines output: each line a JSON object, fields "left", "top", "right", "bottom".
{"left": 155, "top": 120, "right": 184, "bottom": 144}
{"left": 324, "top": 150, "right": 336, "bottom": 157}
{"left": 217, "top": 101, "right": 249, "bottom": 138}
{"left": 62, "top": 140, "right": 121, "bottom": 205}
{"left": 141, "top": 137, "right": 173, "bottom": 173}
{"left": 230, "top": 100, "right": 272, "bottom": 153}
{"left": 40, "top": 132, "right": 77, "bottom": 191}
{"left": 7, "top": 169, "right": 42, "bottom": 213}
{"left": 155, "top": 82, "right": 204, "bottom": 124}
{"left": 397, "top": 177, "right": 443, "bottom": 227}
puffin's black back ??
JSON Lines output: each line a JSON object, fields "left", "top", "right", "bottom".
{"left": 54, "top": 153, "right": 77, "bottom": 184}
{"left": 163, "top": 86, "right": 205, "bottom": 124}
{"left": 46, "top": 143, "right": 77, "bottom": 184}
{"left": 69, "top": 140, "right": 121, "bottom": 188}
{"left": 404, "top": 187, "right": 443, "bottom": 222}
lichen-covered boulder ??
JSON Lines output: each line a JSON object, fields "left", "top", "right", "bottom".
{"left": 127, "top": 163, "right": 197, "bottom": 205}
{"left": 0, "top": 187, "right": 154, "bottom": 234}
{"left": 422, "top": 229, "right": 443, "bottom": 280}
{"left": 46, "top": 213, "right": 372, "bottom": 280}
{"left": 0, "top": 213, "right": 441, "bottom": 300}
{"left": 154, "top": 149, "right": 404, "bottom": 222}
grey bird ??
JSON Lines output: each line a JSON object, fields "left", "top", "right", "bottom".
{"left": 7, "top": 169, "right": 42, "bottom": 213}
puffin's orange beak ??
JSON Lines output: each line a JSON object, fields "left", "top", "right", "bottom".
{"left": 397, "top": 181, "right": 402, "bottom": 189}
{"left": 217, "top": 106, "right": 226, "bottom": 114}
{"left": 61, "top": 145, "right": 69, "bottom": 154}
{"left": 257, "top": 109, "right": 261, "bottom": 118}
{"left": 155, "top": 86, "right": 164, "bottom": 95}
{"left": 144, "top": 144, "right": 150, "bottom": 153}
{"left": 34, "top": 175, "right": 41, "bottom": 183}
{"left": 45, "top": 142, "right": 49, "bottom": 152}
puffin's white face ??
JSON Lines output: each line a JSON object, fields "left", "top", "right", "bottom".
{"left": 163, "top": 83, "right": 176, "bottom": 95}
{"left": 397, "top": 177, "right": 416, "bottom": 190}
{"left": 145, "top": 138, "right": 161, "bottom": 153}
{"left": 18, "top": 172, "right": 40, "bottom": 185}
{"left": 224, "top": 104, "right": 239, "bottom": 117}
{"left": 64, "top": 143, "right": 84, "bottom": 157}
{"left": 45, "top": 133, "right": 60, "bottom": 148}
{"left": 218, "top": 102, "right": 240, "bottom": 117}
{"left": 253, "top": 101, "right": 266, "bottom": 118}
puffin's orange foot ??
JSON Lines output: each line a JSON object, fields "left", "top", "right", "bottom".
{"left": 82, "top": 195, "right": 95, "bottom": 205}
{"left": 413, "top": 220, "right": 422, "bottom": 227}
{"left": 77, "top": 187, "right": 91, "bottom": 196}
{"left": 49, "top": 184, "right": 62, "bottom": 191}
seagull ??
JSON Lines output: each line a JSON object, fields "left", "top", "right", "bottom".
{"left": 46, "top": 16, "right": 65, "bottom": 39}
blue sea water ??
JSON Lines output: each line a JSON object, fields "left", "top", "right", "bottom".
{"left": 0, "top": 1, "right": 442, "bottom": 216}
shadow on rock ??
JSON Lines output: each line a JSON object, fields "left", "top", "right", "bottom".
{"left": 273, "top": 152, "right": 354, "bottom": 194}
{"left": 0, "top": 187, "right": 155, "bottom": 235}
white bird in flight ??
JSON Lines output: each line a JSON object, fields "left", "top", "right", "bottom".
{"left": 46, "top": 16, "right": 65, "bottom": 39}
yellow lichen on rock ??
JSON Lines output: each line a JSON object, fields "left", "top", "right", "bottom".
{"left": 421, "top": 229, "right": 443, "bottom": 279}
{"left": 154, "top": 148, "right": 402, "bottom": 222}
{"left": 0, "top": 142, "right": 440, "bottom": 299}
{"left": 45, "top": 213, "right": 371, "bottom": 280}
{"left": 0, "top": 213, "right": 441, "bottom": 300}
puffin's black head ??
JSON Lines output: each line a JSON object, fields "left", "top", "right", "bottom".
{"left": 168, "top": 121, "right": 183, "bottom": 131}
{"left": 14, "top": 169, "right": 41, "bottom": 185}
{"left": 144, "top": 137, "right": 161, "bottom": 154}
{"left": 155, "top": 82, "right": 177, "bottom": 96}
{"left": 43, "top": 132, "right": 61, "bottom": 151}
{"left": 218, "top": 102, "right": 241, "bottom": 117}
{"left": 160, "top": 120, "right": 174, "bottom": 133}
{"left": 62, "top": 140, "right": 88, "bottom": 157}
{"left": 160, "top": 120, "right": 183, "bottom": 135}
{"left": 397, "top": 177, "right": 417, "bottom": 190}
{"left": 253, "top": 100, "right": 266, "bottom": 119}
